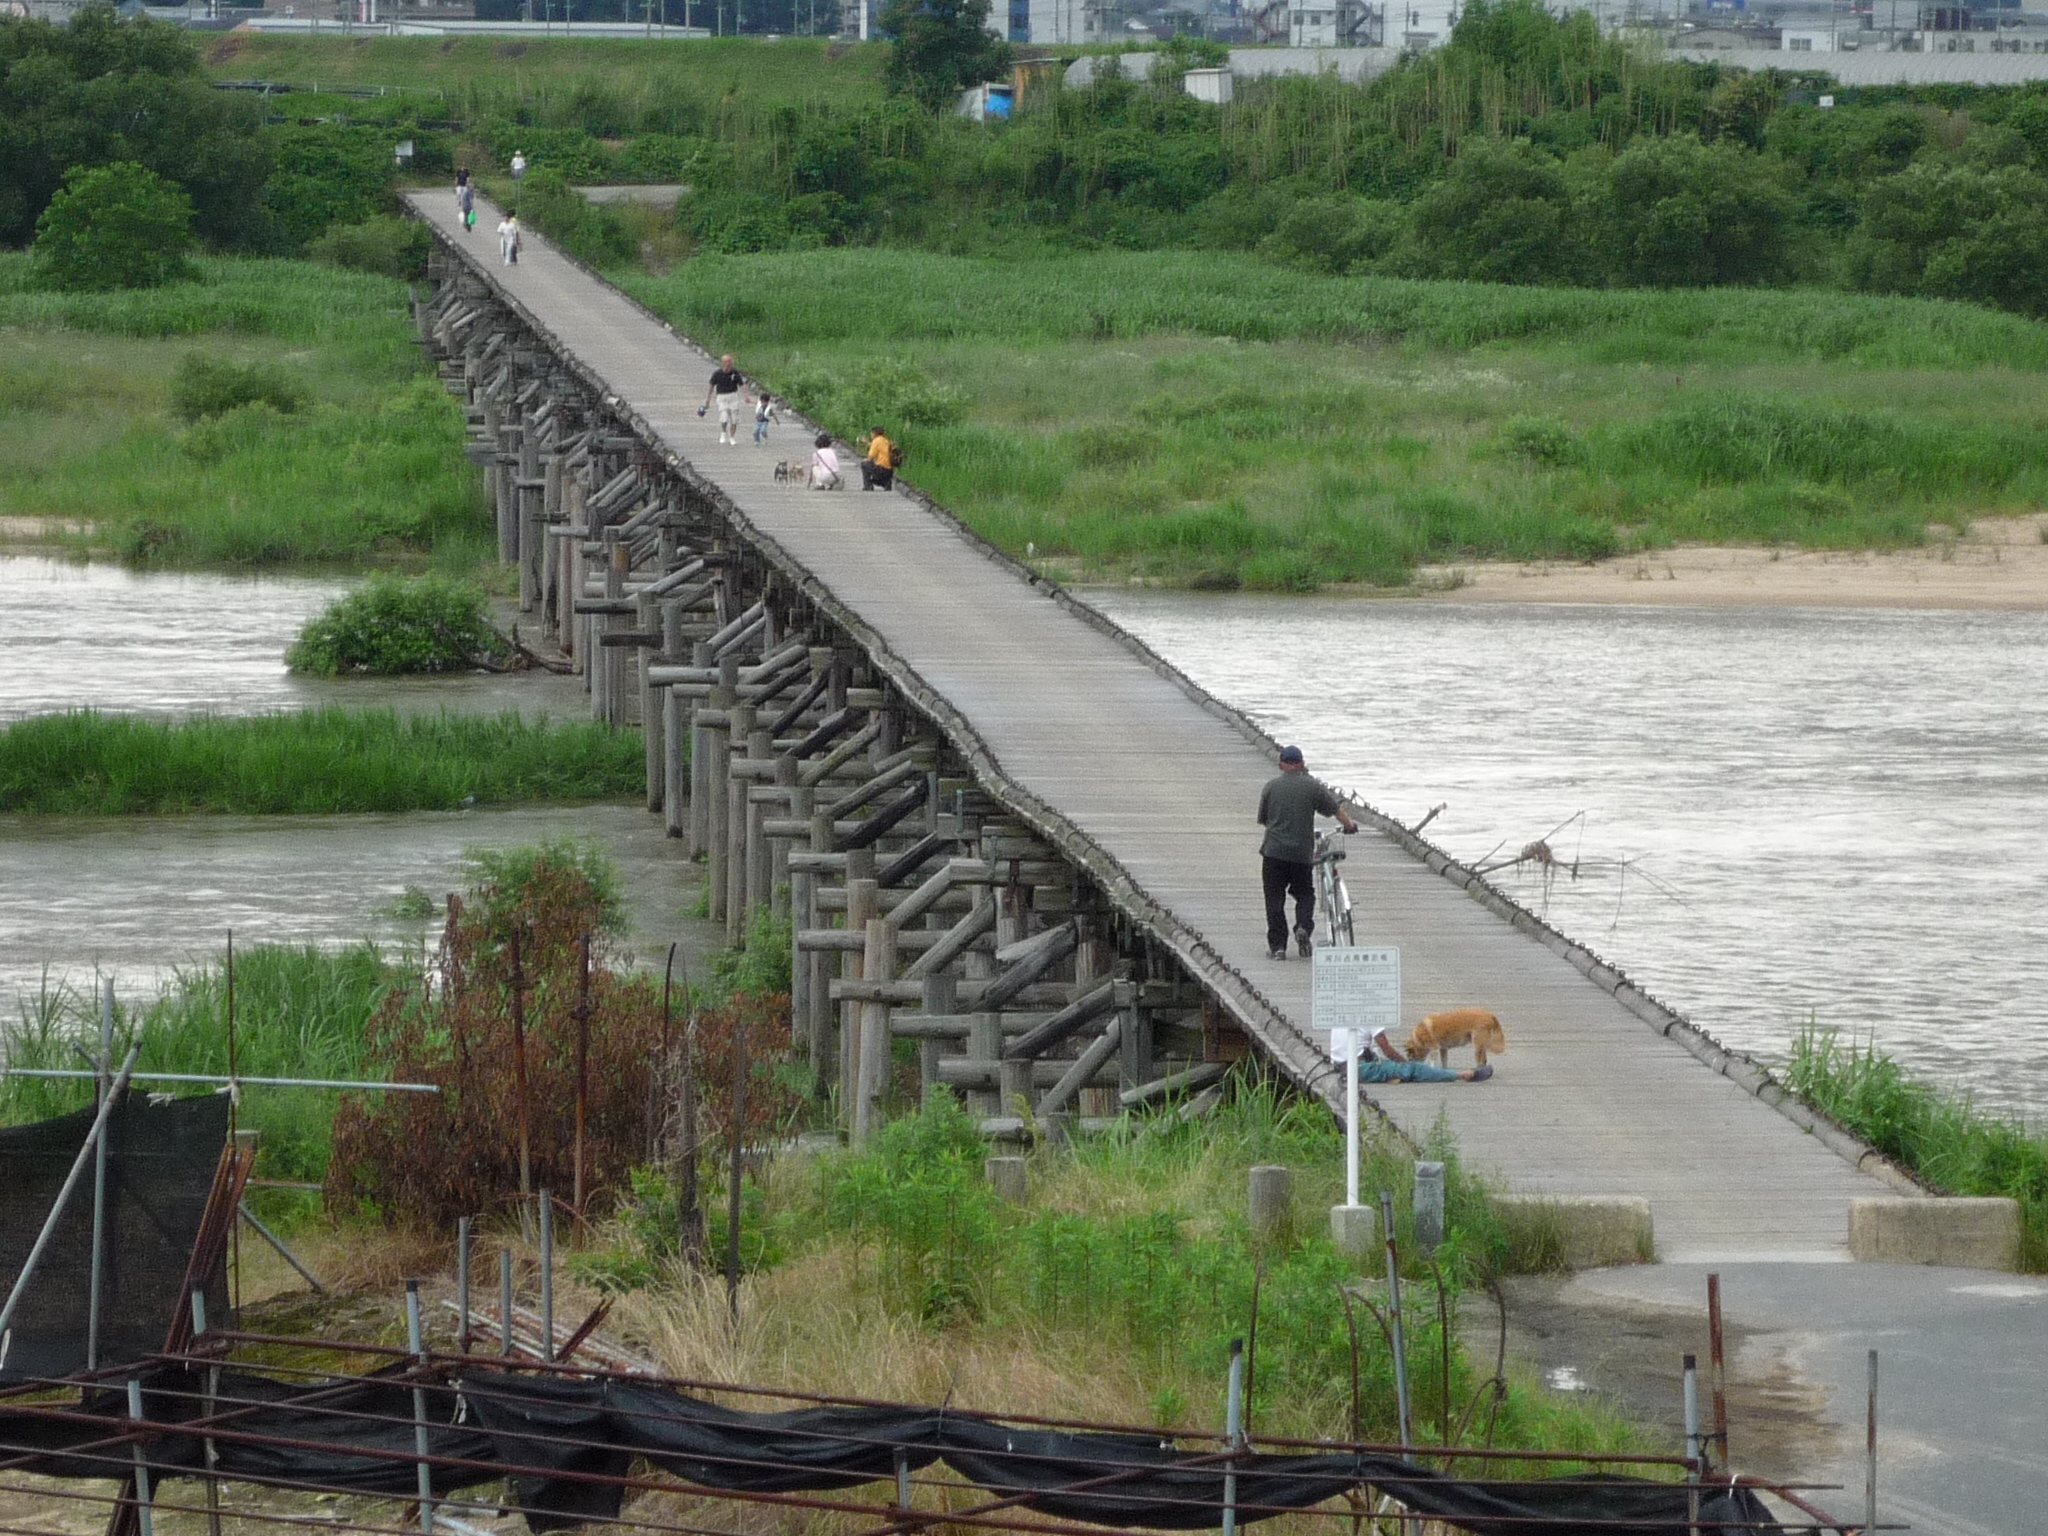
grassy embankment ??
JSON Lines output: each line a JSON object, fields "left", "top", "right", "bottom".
{"left": 201, "top": 32, "right": 889, "bottom": 119}
{"left": 550, "top": 1090, "right": 1663, "bottom": 1461}
{"left": 0, "top": 253, "right": 483, "bottom": 569}
{"left": 623, "top": 250, "right": 2048, "bottom": 589}
{"left": 2, "top": 943, "right": 396, "bottom": 1186}
{"left": 1789, "top": 1028, "right": 2048, "bottom": 1271}
{"left": 0, "top": 709, "right": 645, "bottom": 815}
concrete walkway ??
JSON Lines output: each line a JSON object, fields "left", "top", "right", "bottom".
{"left": 415, "top": 193, "right": 1894, "bottom": 1260}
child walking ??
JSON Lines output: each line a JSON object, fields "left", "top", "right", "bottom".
{"left": 752, "top": 393, "right": 777, "bottom": 446}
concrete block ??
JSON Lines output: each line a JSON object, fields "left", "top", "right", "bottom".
{"left": 1494, "top": 1195, "right": 1654, "bottom": 1270}
{"left": 1330, "top": 1204, "right": 1377, "bottom": 1263}
{"left": 1413, "top": 1161, "right": 1446, "bottom": 1253}
{"left": 984, "top": 1155, "right": 1027, "bottom": 1204}
{"left": 1249, "top": 1165, "right": 1294, "bottom": 1245}
{"left": 1849, "top": 1197, "right": 2021, "bottom": 1271}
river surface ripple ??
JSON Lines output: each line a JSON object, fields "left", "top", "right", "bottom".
{"left": 1086, "top": 590, "right": 2048, "bottom": 1122}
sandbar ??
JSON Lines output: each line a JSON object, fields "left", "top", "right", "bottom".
{"left": 1406, "top": 513, "right": 2048, "bottom": 611}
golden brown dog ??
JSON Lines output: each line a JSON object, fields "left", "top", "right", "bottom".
{"left": 1401, "top": 1009, "right": 1507, "bottom": 1069}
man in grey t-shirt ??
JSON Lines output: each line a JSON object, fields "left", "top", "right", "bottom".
{"left": 1257, "top": 745, "right": 1357, "bottom": 960}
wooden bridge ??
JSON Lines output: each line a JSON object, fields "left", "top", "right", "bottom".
{"left": 408, "top": 193, "right": 1906, "bottom": 1263}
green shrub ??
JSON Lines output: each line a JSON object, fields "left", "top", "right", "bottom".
{"left": 1495, "top": 416, "right": 1585, "bottom": 469}
{"left": 287, "top": 576, "right": 506, "bottom": 676}
{"left": 306, "top": 215, "right": 433, "bottom": 281}
{"left": 171, "top": 354, "right": 309, "bottom": 421}
{"left": 32, "top": 162, "right": 196, "bottom": 292}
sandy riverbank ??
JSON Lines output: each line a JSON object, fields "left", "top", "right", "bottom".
{"left": 1407, "top": 513, "right": 2048, "bottom": 610}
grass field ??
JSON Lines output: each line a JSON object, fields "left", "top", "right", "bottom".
{"left": 201, "top": 33, "right": 888, "bottom": 124}
{"left": 0, "top": 255, "right": 486, "bottom": 569}
{"left": 623, "top": 250, "right": 2048, "bottom": 587}
{"left": 0, "top": 709, "right": 646, "bottom": 814}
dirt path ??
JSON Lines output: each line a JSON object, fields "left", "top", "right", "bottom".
{"left": 1410, "top": 514, "right": 2048, "bottom": 611}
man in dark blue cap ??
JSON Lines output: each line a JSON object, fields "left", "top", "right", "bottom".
{"left": 1257, "top": 745, "right": 1356, "bottom": 960}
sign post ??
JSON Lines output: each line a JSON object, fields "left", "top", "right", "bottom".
{"left": 1315, "top": 946, "right": 1400, "bottom": 1245}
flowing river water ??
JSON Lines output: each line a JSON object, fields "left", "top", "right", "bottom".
{"left": 0, "top": 556, "right": 703, "bottom": 1015}
{"left": 5, "top": 555, "right": 2044, "bottom": 1121}
{"left": 1086, "top": 588, "right": 2048, "bottom": 1122}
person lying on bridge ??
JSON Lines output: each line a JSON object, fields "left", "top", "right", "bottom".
{"left": 1364, "top": 1028, "right": 1491, "bottom": 1083}
{"left": 1257, "top": 744, "right": 1356, "bottom": 961}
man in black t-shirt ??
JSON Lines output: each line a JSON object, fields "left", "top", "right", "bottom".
{"left": 1256, "top": 745, "right": 1356, "bottom": 960}
{"left": 702, "top": 355, "right": 745, "bottom": 446}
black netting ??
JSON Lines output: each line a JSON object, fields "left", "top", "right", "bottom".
{"left": 0, "top": 1093, "right": 231, "bottom": 1382}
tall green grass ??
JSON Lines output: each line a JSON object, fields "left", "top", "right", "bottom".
{"left": 626, "top": 249, "right": 2048, "bottom": 368}
{"left": 203, "top": 35, "right": 889, "bottom": 122}
{"left": 621, "top": 250, "right": 2048, "bottom": 586}
{"left": 1787, "top": 1028, "right": 2048, "bottom": 1271}
{"left": 2, "top": 944, "right": 401, "bottom": 1182}
{"left": 0, "top": 255, "right": 486, "bottom": 569}
{"left": 0, "top": 709, "right": 645, "bottom": 815}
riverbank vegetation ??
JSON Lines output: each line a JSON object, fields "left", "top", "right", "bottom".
{"left": 1788, "top": 1027, "right": 2048, "bottom": 1271}
{"left": 0, "top": 708, "right": 644, "bottom": 814}
{"left": 0, "top": 255, "right": 484, "bottom": 568}
{"left": 1, "top": 943, "right": 396, "bottom": 1183}
{"left": 625, "top": 252, "right": 2048, "bottom": 586}
{"left": 288, "top": 577, "right": 509, "bottom": 676}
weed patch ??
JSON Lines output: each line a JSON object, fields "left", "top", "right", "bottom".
{"left": 1786, "top": 1027, "right": 2048, "bottom": 1270}
{"left": 0, "top": 708, "right": 645, "bottom": 814}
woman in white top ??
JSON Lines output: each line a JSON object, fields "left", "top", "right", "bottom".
{"left": 809, "top": 434, "right": 841, "bottom": 490}
{"left": 497, "top": 215, "right": 521, "bottom": 266}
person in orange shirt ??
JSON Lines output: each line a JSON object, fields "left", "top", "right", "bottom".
{"left": 860, "top": 427, "right": 895, "bottom": 491}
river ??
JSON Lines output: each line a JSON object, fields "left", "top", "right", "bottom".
{"left": 0, "top": 557, "right": 703, "bottom": 1019}
{"left": 1087, "top": 589, "right": 2048, "bottom": 1122}
{"left": 6, "top": 556, "right": 2043, "bottom": 1120}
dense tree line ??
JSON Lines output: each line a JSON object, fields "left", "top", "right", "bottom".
{"left": 0, "top": 8, "right": 435, "bottom": 262}
{"left": 8, "top": 1, "right": 2048, "bottom": 317}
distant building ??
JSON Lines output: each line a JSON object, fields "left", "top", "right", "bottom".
{"left": 1287, "top": 0, "right": 1379, "bottom": 45}
{"left": 1782, "top": 25, "right": 1839, "bottom": 45}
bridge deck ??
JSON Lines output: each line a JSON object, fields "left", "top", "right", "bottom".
{"left": 417, "top": 195, "right": 1886, "bottom": 1260}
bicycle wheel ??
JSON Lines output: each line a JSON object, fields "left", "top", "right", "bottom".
{"left": 1333, "top": 877, "right": 1356, "bottom": 946}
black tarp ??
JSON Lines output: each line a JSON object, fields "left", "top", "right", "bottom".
{"left": 0, "top": 1094, "right": 229, "bottom": 1382}
{"left": 0, "top": 1365, "right": 1799, "bottom": 1535}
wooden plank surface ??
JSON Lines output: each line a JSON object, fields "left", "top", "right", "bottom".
{"left": 414, "top": 195, "right": 1889, "bottom": 1260}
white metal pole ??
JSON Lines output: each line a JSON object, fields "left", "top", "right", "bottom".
{"left": 1344, "top": 1033, "right": 1360, "bottom": 1209}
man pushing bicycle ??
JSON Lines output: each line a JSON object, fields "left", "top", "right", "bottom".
{"left": 1256, "top": 745, "right": 1356, "bottom": 961}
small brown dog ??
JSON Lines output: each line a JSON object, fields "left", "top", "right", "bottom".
{"left": 1400, "top": 1009, "right": 1507, "bottom": 1069}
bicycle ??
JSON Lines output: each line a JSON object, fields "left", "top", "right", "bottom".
{"left": 1312, "top": 828, "right": 1356, "bottom": 949}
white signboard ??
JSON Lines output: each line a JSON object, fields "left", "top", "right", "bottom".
{"left": 1313, "top": 945, "right": 1401, "bottom": 1054}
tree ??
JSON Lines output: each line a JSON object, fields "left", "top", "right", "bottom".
{"left": 32, "top": 161, "right": 194, "bottom": 291}
{"left": 1853, "top": 162, "right": 2048, "bottom": 317}
{"left": 1596, "top": 134, "right": 1794, "bottom": 287}
{"left": 878, "top": 0, "right": 1011, "bottom": 115}
{"left": 1405, "top": 142, "right": 1580, "bottom": 285}
{"left": 0, "top": 7, "right": 270, "bottom": 250}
